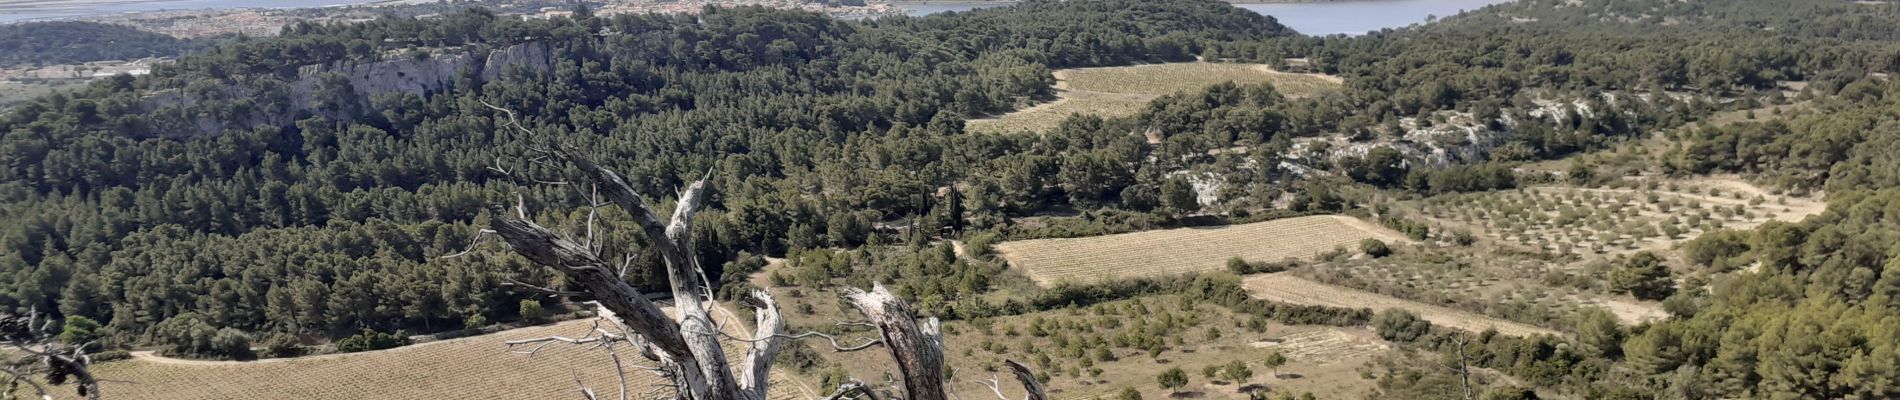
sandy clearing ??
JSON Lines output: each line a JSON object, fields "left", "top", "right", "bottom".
{"left": 1587, "top": 297, "right": 1671, "bottom": 325}
{"left": 997, "top": 215, "right": 1407, "bottom": 286}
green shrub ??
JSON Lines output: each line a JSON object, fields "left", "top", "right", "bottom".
{"left": 1361, "top": 239, "right": 1393, "bottom": 258}
{"left": 1448, "top": 229, "right": 1477, "bottom": 246}
{"left": 519, "top": 299, "right": 547, "bottom": 324}
{"left": 1608, "top": 252, "right": 1675, "bottom": 300}
{"left": 964, "top": 232, "right": 1000, "bottom": 258}
{"left": 1220, "top": 360, "right": 1255, "bottom": 383}
{"left": 1118, "top": 387, "right": 1143, "bottom": 400}
{"left": 56, "top": 316, "right": 104, "bottom": 351}
{"left": 89, "top": 350, "right": 131, "bottom": 363}
{"left": 1157, "top": 367, "right": 1189, "bottom": 392}
{"left": 1226, "top": 256, "right": 1293, "bottom": 274}
{"left": 335, "top": 329, "right": 408, "bottom": 353}
{"left": 210, "top": 328, "right": 255, "bottom": 360}
{"left": 261, "top": 333, "right": 304, "bottom": 358}
{"left": 1373, "top": 309, "right": 1431, "bottom": 342}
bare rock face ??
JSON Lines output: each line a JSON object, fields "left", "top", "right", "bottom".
{"left": 140, "top": 41, "right": 554, "bottom": 137}
{"left": 480, "top": 41, "right": 553, "bottom": 82}
{"left": 291, "top": 53, "right": 473, "bottom": 100}
{"left": 289, "top": 41, "right": 553, "bottom": 106}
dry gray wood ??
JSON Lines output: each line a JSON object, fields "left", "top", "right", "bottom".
{"left": 487, "top": 137, "right": 1045, "bottom": 400}
{"left": 738, "top": 290, "right": 787, "bottom": 400}
{"left": 1, "top": 309, "right": 101, "bottom": 400}
{"left": 844, "top": 284, "right": 946, "bottom": 400}
{"left": 1003, "top": 360, "right": 1046, "bottom": 400}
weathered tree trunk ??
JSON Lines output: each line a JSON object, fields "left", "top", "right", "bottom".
{"left": 488, "top": 138, "right": 1045, "bottom": 400}
{"left": 845, "top": 285, "right": 947, "bottom": 400}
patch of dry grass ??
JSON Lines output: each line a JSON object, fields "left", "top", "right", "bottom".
{"left": 995, "top": 215, "right": 1407, "bottom": 286}
{"left": 967, "top": 63, "right": 1342, "bottom": 134}
{"left": 1059, "top": 63, "right": 1340, "bottom": 96}
{"left": 37, "top": 318, "right": 814, "bottom": 400}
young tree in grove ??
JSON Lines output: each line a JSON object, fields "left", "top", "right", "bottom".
{"left": 1158, "top": 367, "right": 1189, "bottom": 394}
{"left": 1262, "top": 351, "right": 1288, "bottom": 378}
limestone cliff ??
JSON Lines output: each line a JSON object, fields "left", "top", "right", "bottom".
{"left": 141, "top": 41, "right": 553, "bottom": 137}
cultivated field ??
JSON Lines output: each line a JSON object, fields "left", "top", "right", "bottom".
{"left": 966, "top": 63, "right": 1342, "bottom": 134}
{"left": 764, "top": 286, "right": 1386, "bottom": 400}
{"left": 37, "top": 317, "right": 813, "bottom": 400}
{"left": 1291, "top": 247, "right": 1668, "bottom": 328}
{"left": 1247, "top": 329, "right": 1389, "bottom": 365}
{"left": 1418, "top": 178, "right": 1822, "bottom": 256}
{"left": 1244, "top": 274, "right": 1561, "bottom": 337}
{"left": 996, "top": 215, "right": 1408, "bottom": 286}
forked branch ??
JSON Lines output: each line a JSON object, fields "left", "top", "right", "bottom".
{"left": 481, "top": 107, "right": 1044, "bottom": 400}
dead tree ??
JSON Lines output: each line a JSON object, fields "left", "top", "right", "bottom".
{"left": 478, "top": 107, "right": 1045, "bottom": 400}
{"left": 1438, "top": 333, "right": 1479, "bottom": 400}
{"left": 1, "top": 309, "right": 101, "bottom": 400}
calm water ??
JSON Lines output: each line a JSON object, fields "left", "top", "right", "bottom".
{"left": 902, "top": 0, "right": 1513, "bottom": 36}
{"left": 1, "top": 0, "right": 386, "bottom": 23}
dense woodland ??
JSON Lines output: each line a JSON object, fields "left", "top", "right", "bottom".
{"left": 0, "top": 0, "right": 1291, "bottom": 351}
{"left": 4, "top": 0, "right": 1900, "bottom": 398}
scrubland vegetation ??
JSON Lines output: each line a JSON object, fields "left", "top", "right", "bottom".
{"left": 7, "top": 0, "right": 1900, "bottom": 398}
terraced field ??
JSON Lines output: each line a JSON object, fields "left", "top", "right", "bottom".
{"left": 1243, "top": 274, "right": 1560, "bottom": 338}
{"left": 38, "top": 317, "right": 813, "bottom": 400}
{"left": 1248, "top": 329, "right": 1389, "bottom": 365}
{"left": 996, "top": 215, "right": 1407, "bottom": 286}
{"left": 1419, "top": 178, "right": 1822, "bottom": 256}
{"left": 966, "top": 62, "right": 1342, "bottom": 134}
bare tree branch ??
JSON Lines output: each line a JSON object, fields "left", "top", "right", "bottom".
{"left": 844, "top": 284, "right": 947, "bottom": 400}
{"left": 502, "top": 277, "right": 590, "bottom": 298}
{"left": 440, "top": 229, "right": 498, "bottom": 259}
{"left": 1003, "top": 360, "right": 1046, "bottom": 400}
{"left": 1, "top": 364, "right": 55, "bottom": 400}
{"left": 976, "top": 360, "right": 1045, "bottom": 400}
{"left": 478, "top": 107, "right": 1041, "bottom": 400}
{"left": 606, "top": 341, "right": 632, "bottom": 400}
{"left": 737, "top": 290, "right": 786, "bottom": 400}
{"left": 490, "top": 215, "right": 716, "bottom": 399}
{"left": 820, "top": 381, "right": 878, "bottom": 400}
{"left": 574, "top": 370, "right": 600, "bottom": 400}
{"left": 0, "top": 309, "right": 100, "bottom": 400}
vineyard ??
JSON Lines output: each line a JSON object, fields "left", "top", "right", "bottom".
{"left": 927, "top": 295, "right": 1380, "bottom": 400}
{"left": 1243, "top": 274, "right": 1560, "bottom": 338}
{"left": 1417, "top": 179, "right": 1822, "bottom": 256}
{"left": 1248, "top": 329, "right": 1389, "bottom": 366}
{"left": 44, "top": 318, "right": 812, "bottom": 400}
{"left": 996, "top": 215, "right": 1407, "bottom": 285}
{"left": 966, "top": 62, "right": 1341, "bottom": 134}
{"left": 1290, "top": 248, "right": 1668, "bottom": 328}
